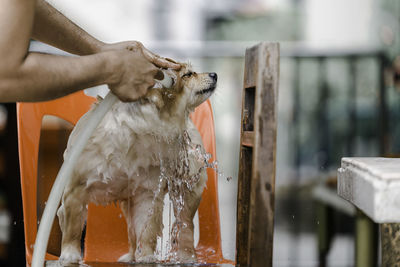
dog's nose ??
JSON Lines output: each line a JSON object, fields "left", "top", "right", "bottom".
{"left": 209, "top": 72, "right": 218, "bottom": 81}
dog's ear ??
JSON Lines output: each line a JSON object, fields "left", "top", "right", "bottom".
{"left": 146, "top": 89, "right": 164, "bottom": 109}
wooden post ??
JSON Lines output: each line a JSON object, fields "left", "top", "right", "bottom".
{"left": 236, "top": 42, "right": 279, "bottom": 267}
{"left": 381, "top": 223, "right": 400, "bottom": 267}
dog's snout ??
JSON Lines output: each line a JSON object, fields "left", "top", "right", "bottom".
{"left": 209, "top": 72, "right": 217, "bottom": 81}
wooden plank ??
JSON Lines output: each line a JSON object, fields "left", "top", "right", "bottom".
{"left": 241, "top": 131, "right": 254, "bottom": 147}
{"left": 236, "top": 145, "right": 253, "bottom": 266}
{"left": 243, "top": 47, "right": 258, "bottom": 89}
{"left": 236, "top": 49, "right": 256, "bottom": 266}
{"left": 249, "top": 42, "right": 279, "bottom": 267}
{"left": 236, "top": 42, "right": 279, "bottom": 267}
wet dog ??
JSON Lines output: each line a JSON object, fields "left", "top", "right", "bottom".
{"left": 57, "top": 64, "right": 217, "bottom": 263}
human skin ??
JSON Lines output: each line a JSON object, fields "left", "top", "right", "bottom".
{"left": 0, "top": 0, "right": 180, "bottom": 102}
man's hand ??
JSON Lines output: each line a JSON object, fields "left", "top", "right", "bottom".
{"left": 101, "top": 41, "right": 181, "bottom": 70}
{"left": 102, "top": 41, "right": 181, "bottom": 102}
{"left": 104, "top": 48, "right": 158, "bottom": 102}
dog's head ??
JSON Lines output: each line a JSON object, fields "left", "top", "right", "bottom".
{"left": 145, "top": 63, "right": 217, "bottom": 116}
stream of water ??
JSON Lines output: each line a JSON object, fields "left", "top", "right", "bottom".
{"left": 129, "top": 129, "right": 223, "bottom": 262}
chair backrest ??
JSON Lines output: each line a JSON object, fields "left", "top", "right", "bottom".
{"left": 17, "top": 91, "right": 226, "bottom": 265}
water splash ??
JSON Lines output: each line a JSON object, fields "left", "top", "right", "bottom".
{"left": 128, "top": 129, "right": 224, "bottom": 263}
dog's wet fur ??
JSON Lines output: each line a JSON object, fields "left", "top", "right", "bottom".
{"left": 57, "top": 64, "right": 217, "bottom": 263}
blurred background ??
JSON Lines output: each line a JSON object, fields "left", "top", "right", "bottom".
{"left": 1, "top": 0, "right": 400, "bottom": 266}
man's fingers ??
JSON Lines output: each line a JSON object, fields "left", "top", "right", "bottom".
{"left": 152, "top": 56, "right": 181, "bottom": 70}
{"left": 165, "top": 58, "right": 178, "bottom": 64}
{"left": 141, "top": 47, "right": 181, "bottom": 70}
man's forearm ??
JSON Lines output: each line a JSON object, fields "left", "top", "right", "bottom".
{"left": 32, "top": 0, "right": 104, "bottom": 55}
{"left": 0, "top": 51, "right": 117, "bottom": 102}
{"left": 0, "top": 0, "right": 180, "bottom": 103}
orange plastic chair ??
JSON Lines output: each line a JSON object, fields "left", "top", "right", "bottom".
{"left": 17, "top": 91, "right": 232, "bottom": 266}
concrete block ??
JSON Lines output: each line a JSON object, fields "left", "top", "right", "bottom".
{"left": 338, "top": 157, "right": 400, "bottom": 223}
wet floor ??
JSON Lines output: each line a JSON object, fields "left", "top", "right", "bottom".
{"left": 45, "top": 261, "right": 232, "bottom": 267}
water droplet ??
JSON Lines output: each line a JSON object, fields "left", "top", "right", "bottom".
{"left": 13, "top": 221, "right": 16, "bottom": 225}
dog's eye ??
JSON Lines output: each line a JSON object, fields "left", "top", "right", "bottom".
{"left": 182, "top": 71, "right": 194, "bottom": 78}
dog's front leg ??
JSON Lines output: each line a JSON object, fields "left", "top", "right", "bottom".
{"left": 171, "top": 172, "right": 207, "bottom": 263}
{"left": 57, "top": 183, "right": 88, "bottom": 263}
{"left": 118, "top": 199, "right": 137, "bottom": 263}
{"left": 132, "top": 189, "right": 165, "bottom": 263}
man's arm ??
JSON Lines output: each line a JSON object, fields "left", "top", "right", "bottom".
{"left": 32, "top": 0, "right": 181, "bottom": 70}
{"left": 32, "top": 0, "right": 104, "bottom": 55}
{"left": 0, "top": 50, "right": 152, "bottom": 102}
{"left": 0, "top": 0, "right": 35, "bottom": 70}
{"left": 0, "top": 0, "right": 163, "bottom": 102}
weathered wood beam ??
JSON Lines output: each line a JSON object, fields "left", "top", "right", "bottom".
{"left": 236, "top": 42, "right": 279, "bottom": 267}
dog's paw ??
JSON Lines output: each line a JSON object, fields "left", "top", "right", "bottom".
{"left": 59, "top": 246, "right": 82, "bottom": 263}
{"left": 176, "top": 249, "right": 197, "bottom": 263}
{"left": 135, "top": 254, "right": 157, "bottom": 263}
{"left": 118, "top": 252, "right": 134, "bottom": 263}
